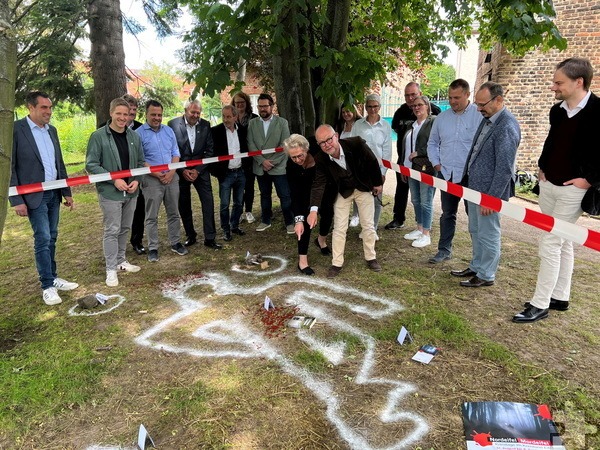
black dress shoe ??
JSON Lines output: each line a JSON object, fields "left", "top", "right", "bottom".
{"left": 204, "top": 240, "right": 223, "bottom": 249}
{"left": 132, "top": 243, "right": 146, "bottom": 255}
{"left": 314, "top": 238, "right": 332, "bottom": 256}
{"left": 231, "top": 228, "right": 245, "bottom": 236}
{"left": 451, "top": 268, "right": 476, "bottom": 277}
{"left": 523, "top": 298, "right": 569, "bottom": 311}
{"left": 513, "top": 305, "right": 549, "bottom": 323}
{"left": 460, "top": 276, "right": 494, "bottom": 287}
{"left": 223, "top": 231, "right": 232, "bottom": 242}
{"left": 298, "top": 265, "right": 315, "bottom": 276}
{"left": 184, "top": 237, "right": 197, "bottom": 247}
{"left": 384, "top": 219, "right": 405, "bottom": 230}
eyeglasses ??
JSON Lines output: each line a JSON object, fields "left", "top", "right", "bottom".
{"left": 366, "top": 104, "right": 380, "bottom": 109}
{"left": 475, "top": 96, "right": 497, "bottom": 108}
{"left": 317, "top": 134, "right": 336, "bottom": 147}
{"left": 412, "top": 103, "right": 426, "bottom": 108}
{"left": 234, "top": 101, "right": 246, "bottom": 105}
{"left": 257, "top": 104, "right": 271, "bottom": 109}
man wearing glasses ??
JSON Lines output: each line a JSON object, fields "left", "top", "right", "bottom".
{"left": 451, "top": 82, "right": 520, "bottom": 288}
{"left": 427, "top": 79, "right": 483, "bottom": 263}
{"left": 307, "top": 125, "right": 383, "bottom": 278}
{"left": 247, "top": 93, "right": 293, "bottom": 233}
{"left": 387, "top": 82, "right": 442, "bottom": 230}
{"left": 351, "top": 93, "right": 392, "bottom": 230}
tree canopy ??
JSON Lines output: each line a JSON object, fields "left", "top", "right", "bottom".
{"left": 421, "top": 64, "right": 456, "bottom": 100}
{"left": 178, "top": 0, "right": 566, "bottom": 135}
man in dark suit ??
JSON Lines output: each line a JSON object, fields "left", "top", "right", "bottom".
{"left": 451, "top": 82, "right": 520, "bottom": 288}
{"left": 387, "top": 82, "right": 442, "bottom": 230}
{"left": 514, "top": 57, "right": 600, "bottom": 323}
{"left": 211, "top": 105, "right": 248, "bottom": 241}
{"left": 168, "top": 100, "right": 222, "bottom": 249}
{"left": 10, "top": 91, "right": 79, "bottom": 305}
{"left": 307, "top": 125, "right": 383, "bottom": 278}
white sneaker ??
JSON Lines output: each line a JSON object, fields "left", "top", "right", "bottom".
{"left": 412, "top": 234, "right": 431, "bottom": 248}
{"left": 349, "top": 215, "right": 360, "bottom": 227}
{"left": 106, "top": 270, "right": 119, "bottom": 287}
{"left": 42, "top": 287, "right": 62, "bottom": 305}
{"left": 53, "top": 277, "right": 79, "bottom": 291}
{"left": 245, "top": 212, "right": 256, "bottom": 224}
{"left": 118, "top": 261, "right": 141, "bottom": 273}
{"left": 404, "top": 229, "right": 422, "bottom": 240}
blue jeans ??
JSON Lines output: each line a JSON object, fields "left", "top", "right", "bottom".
{"left": 28, "top": 190, "right": 61, "bottom": 289}
{"left": 219, "top": 169, "right": 245, "bottom": 231}
{"left": 437, "top": 173, "right": 463, "bottom": 256}
{"left": 408, "top": 178, "right": 436, "bottom": 230}
{"left": 256, "top": 173, "right": 293, "bottom": 226}
{"left": 467, "top": 202, "right": 501, "bottom": 281}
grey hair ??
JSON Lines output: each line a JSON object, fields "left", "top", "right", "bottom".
{"left": 283, "top": 134, "right": 310, "bottom": 153}
{"left": 365, "top": 93, "right": 381, "bottom": 105}
{"left": 222, "top": 104, "right": 237, "bottom": 116}
{"left": 184, "top": 99, "right": 202, "bottom": 111}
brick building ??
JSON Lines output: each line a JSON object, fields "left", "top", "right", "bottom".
{"left": 475, "top": 0, "right": 600, "bottom": 171}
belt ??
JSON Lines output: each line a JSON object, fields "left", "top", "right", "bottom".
{"left": 228, "top": 167, "right": 243, "bottom": 172}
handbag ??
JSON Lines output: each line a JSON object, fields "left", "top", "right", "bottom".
{"left": 407, "top": 128, "right": 435, "bottom": 175}
{"left": 581, "top": 186, "right": 600, "bottom": 215}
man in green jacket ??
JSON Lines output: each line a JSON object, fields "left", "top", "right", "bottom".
{"left": 86, "top": 98, "right": 146, "bottom": 287}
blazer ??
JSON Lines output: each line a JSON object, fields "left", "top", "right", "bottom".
{"left": 310, "top": 137, "right": 382, "bottom": 208}
{"left": 10, "top": 117, "right": 71, "bottom": 209}
{"left": 538, "top": 92, "right": 600, "bottom": 187}
{"left": 167, "top": 116, "right": 214, "bottom": 175}
{"left": 210, "top": 123, "right": 249, "bottom": 181}
{"left": 85, "top": 124, "right": 146, "bottom": 201}
{"left": 399, "top": 116, "right": 435, "bottom": 164}
{"left": 247, "top": 115, "right": 291, "bottom": 176}
{"left": 462, "top": 108, "right": 520, "bottom": 201}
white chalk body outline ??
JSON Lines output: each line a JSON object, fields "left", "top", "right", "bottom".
{"left": 68, "top": 295, "right": 125, "bottom": 316}
{"left": 133, "top": 259, "right": 429, "bottom": 450}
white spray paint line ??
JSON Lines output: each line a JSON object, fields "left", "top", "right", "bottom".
{"left": 132, "top": 262, "right": 429, "bottom": 449}
{"left": 68, "top": 295, "right": 126, "bottom": 316}
{"left": 231, "top": 255, "right": 288, "bottom": 276}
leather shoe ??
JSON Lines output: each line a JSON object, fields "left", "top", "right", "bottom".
{"left": 428, "top": 252, "right": 452, "bottom": 264}
{"left": 523, "top": 298, "right": 569, "bottom": 311}
{"left": 314, "top": 238, "right": 331, "bottom": 256}
{"left": 513, "top": 305, "right": 549, "bottom": 323}
{"left": 223, "top": 231, "right": 232, "bottom": 242}
{"left": 460, "top": 276, "right": 494, "bottom": 287}
{"left": 231, "top": 228, "right": 245, "bottom": 236}
{"left": 327, "top": 265, "right": 342, "bottom": 278}
{"left": 184, "top": 237, "right": 197, "bottom": 247}
{"left": 451, "top": 268, "right": 476, "bottom": 277}
{"left": 298, "top": 265, "right": 315, "bottom": 276}
{"left": 384, "top": 219, "right": 404, "bottom": 230}
{"left": 204, "top": 240, "right": 223, "bottom": 249}
{"left": 132, "top": 243, "right": 146, "bottom": 255}
{"left": 366, "top": 259, "right": 382, "bottom": 272}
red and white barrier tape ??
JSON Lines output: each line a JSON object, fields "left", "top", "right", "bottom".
{"left": 382, "top": 160, "right": 600, "bottom": 252}
{"left": 8, "top": 147, "right": 600, "bottom": 252}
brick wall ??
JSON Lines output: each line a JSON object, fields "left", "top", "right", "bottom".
{"left": 476, "top": 0, "right": 600, "bottom": 171}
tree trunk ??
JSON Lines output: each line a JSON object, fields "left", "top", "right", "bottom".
{"left": 320, "top": 0, "right": 351, "bottom": 125}
{"left": 236, "top": 57, "right": 246, "bottom": 83}
{"left": 87, "top": 0, "right": 127, "bottom": 127}
{"left": 0, "top": 0, "right": 17, "bottom": 242}
{"left": 272, "top": 4, "right": 305, "bottom": 135}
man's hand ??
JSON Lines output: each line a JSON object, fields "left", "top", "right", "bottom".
{"left": 307, "top": 211, "right": 318, "bottom": 229}
{"left": 563, "top": 177, "right": 591, "bottom": 189}
{"left": 114, "top": 178, "right": 128, "bottom": 191}
{"left": 182, "top": 168, "right": 197, "bottom": 182}
{"left": 295, "top": 222, "right": 304, "bottom": 240}
{"left": 538, "top": 169, "right": 546, "bottom": 182}
{"left": 372, "top": 185, "right": 383, "bottom": 196}
{"left": 126, "top": 180, "right": 139, "bottom": 194}
{"left": 14, "top": 204, "right": 28, "bottom": 217}
{"left": 480, "top": 206, "right": 494, "bottom": 216}
{"left": 262, "top": 160, "right": 274, "bottom": 171}
{"left": 63, "top": 196, "right": 74, "bottom": 210}
{"left": 163, "top": 170, "right": 176, "bottom": 184}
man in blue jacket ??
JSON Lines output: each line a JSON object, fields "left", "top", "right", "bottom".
{"left": 451, "top": 82, "right": 520, "bottom": 288}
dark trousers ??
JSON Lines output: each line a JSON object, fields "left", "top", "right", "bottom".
{"left": 243, "top": 166, "right": 255, "bottom": 213}
{"left": 256, "top": 173, "right": 293, "bottom": 226}
{"left": 319, "top": 184, "right": 336, "bottom": 237}
{"left": 437, "top": 173, "right": 463, "bottom": 256}
{"left": 130, "top": 191, "right": 145, "bottom": 246}
{"left": 392, "top": 171, "right": 409, "bottom": 224}
{"left": 178, "top": 171, "right": 217, "bottom": 241}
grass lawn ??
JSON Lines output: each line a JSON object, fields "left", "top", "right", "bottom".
{"left": 1, "top": 172, "right": 599, "bottom": 449}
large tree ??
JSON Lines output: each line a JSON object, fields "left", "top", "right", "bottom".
{"left": 179, "top": 0, "right": 566, "bottom": 136}
{"left": 0, "top": 0, "right": 17, "bottom": 242}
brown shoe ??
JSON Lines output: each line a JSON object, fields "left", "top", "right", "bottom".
{"left": 327, "top": 265, "right": 342, "bottom": 278}
{"left": 366, "top": 259, "right": 382, "bottom": 272}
